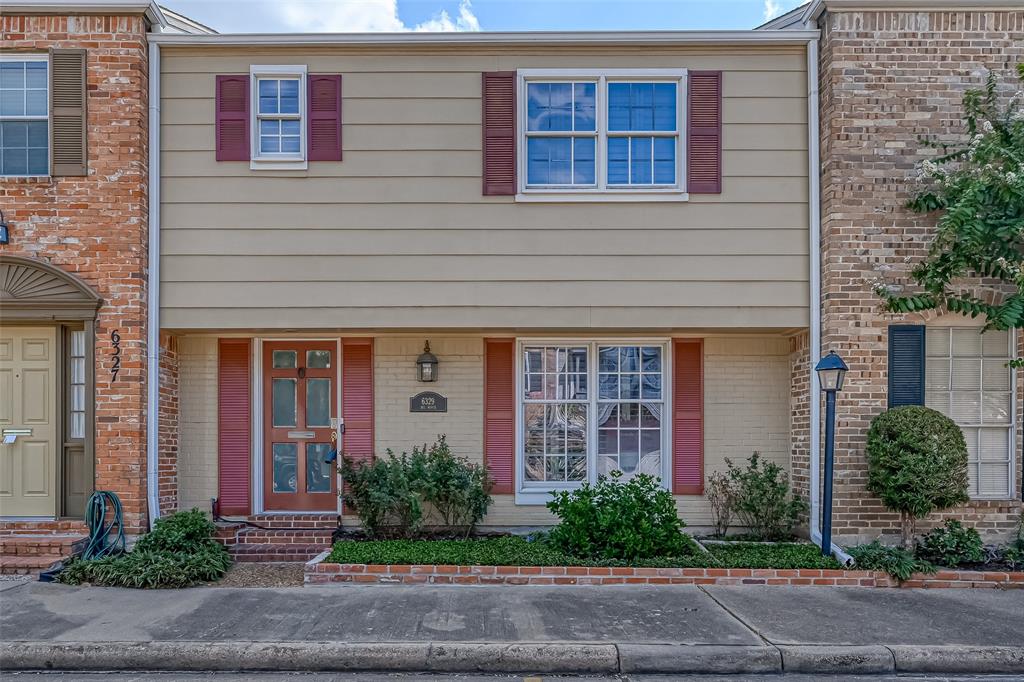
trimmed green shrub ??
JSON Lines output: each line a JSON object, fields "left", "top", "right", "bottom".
{"left": 865, "top": 406, "right": 969, "bottom": 548}
{"left": 546, "top": 472, "right": 694, "bottom": 561}
{"left": 415, "top": 437, "right": 493, "bottom": 535}
{"left": 848, "top": 540, "right": 936, "bottom": 582}
{"left": 134, "top": 508, "right": 218, "bottom": 554}
{"left": 340, "top": 436, "right": 493, "bottom": 539}
{"left": 915, "top": 519, "right": 984, "bottom": 567}
{"left": 725, "top": 453, "right": 807, "bottom": 541}
{"left": 341, "top": 451, "right": 423, "bottom": 538}
{"left": 58, "top": 509, "right": 231, "bottom": 588}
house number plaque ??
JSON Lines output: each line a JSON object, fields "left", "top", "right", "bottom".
{"left": 410, "top": 391, "right": 447, "bottom": 413}
{"left": 110, "top": 329, "right": 121, "bottom": 381}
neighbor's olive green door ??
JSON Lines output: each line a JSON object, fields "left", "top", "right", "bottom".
{"left": 0, "top": 327, "right": 58, "bottom": 517}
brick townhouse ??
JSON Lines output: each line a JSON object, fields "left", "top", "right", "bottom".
{"left": 0, "top": 0, "right": 1021, "bottom": 571}
{"left": 0, "top": 0, "right": 209, "bottom": 572}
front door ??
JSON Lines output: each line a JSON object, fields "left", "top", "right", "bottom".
{"left": 0, "top": 327, "right": 58, "bottom": 517}
{"left": 263, "top": 342, "right": 337, "bottom": 511}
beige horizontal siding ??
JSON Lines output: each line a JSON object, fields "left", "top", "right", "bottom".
{"left": 162, "top": 228, "right": 808, "bottom": 256}
{"left": 160, "top": 46, "right": 809, "bottom": 331}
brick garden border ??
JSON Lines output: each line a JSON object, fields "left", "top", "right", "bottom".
{"left": 304, "top": 553, "right": 1024, "bottom": 589}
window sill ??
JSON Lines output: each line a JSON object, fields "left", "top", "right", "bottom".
{"left": 250, "top": 158, "right": 308, "bottom": 171}
{"left": 516, "top": 191, "right": 689, "bottom": 203}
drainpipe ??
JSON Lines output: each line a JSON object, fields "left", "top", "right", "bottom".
{"left": 805, "top": 33, "right": 851, "bottom": 564}
{"left": 146, "top": 41, "right": 162, "bottom": 529}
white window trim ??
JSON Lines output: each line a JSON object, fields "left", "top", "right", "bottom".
{"left": 514, "top": 338, "right": 673, "bottom": 506}
{"left": 249, "top": 64, "right": 307, "bottom": 171}
{"left": 516, "top": 68, "right": 688, "bottom": 203}
{"left": 926, "top": 327, "right": 1017, "bottom": 501}
{"left": 0, "top": 52, "right": 50, "bottom": 178}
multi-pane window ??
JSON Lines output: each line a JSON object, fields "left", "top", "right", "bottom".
{"left": 253, "top": 70, "right": 304, "bottom": 160}
{"left": 68, "top": 330, "right": 86, "bottom": 440}
{"left": 0, "top": 57, "right": 49, "bottom": 176}
{"left": 925, "top": 327, "right": 1015, "bottom": 498}
{"left": 520, "top": 342, "right": 667, "bottom": 491}
{"left": 521, "top": 71, "right": 684, "bottom": 193}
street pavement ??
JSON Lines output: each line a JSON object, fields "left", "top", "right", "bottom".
{"left": 1, "top": 580, "right": 1022, "bottom": 675}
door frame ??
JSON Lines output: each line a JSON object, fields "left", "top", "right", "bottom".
{"left": 251, "top": 337, "right": 342, "bottom": 514}
{"left": 0, "top": 256, "right": 100, "bottom": 520}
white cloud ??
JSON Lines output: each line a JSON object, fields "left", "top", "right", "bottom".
{"left": 276, "top": 0, "right": 481, "bottom": 33}
{"left": 763, "top": 0, "right": 782, "bottom": 21}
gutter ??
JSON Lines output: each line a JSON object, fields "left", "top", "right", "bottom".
{"left": 803, "top": 30, "right": 851, "bottom": 566}
{"left": 145, "top": 40, "right": 161, "bottom": 529}
{"left": 149, "top": 29, "right": 819, "bottom": 47}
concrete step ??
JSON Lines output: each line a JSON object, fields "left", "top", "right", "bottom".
{"left": 229, "top": 543, "right": 329, "bottom": 563}
{"left": 0, "top": 553, "right": 65, "bottom": 575}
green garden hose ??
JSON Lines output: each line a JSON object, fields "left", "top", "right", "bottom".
{"left": 81, "top": 490, "right": 126, "bottom": 560}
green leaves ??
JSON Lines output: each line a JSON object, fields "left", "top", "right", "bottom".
{"left": 848, "top": 541, "right": 936, "bottom": 582}
{"left": 915, "top": 519, "right": 985, "bottom": 567}
{"left": 545, "top": 472, "right": 693, "bottom": 562}
{"left": 879, "top": 64, "right": 1024, "bottom": 365}
{"left": 57, "top": 509, "right": 231, "bottom": 588}
{"left": 723, "top": 453, "right": 807, "bottom": 541}
{"left": 865, "top": 406, "right": 970, "bottom": 537}
{"left": 340, "top": 436, "right": 493, "bottom": 539}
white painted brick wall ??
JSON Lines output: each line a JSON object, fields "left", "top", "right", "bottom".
{"left": 177, "top": 337, "right": 218, "bottom": 514}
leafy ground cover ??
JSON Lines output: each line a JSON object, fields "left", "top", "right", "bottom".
{"left": 325, "top": 535, "right": 842, "bottom": 570}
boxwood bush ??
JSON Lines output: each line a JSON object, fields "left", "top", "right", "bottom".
{"left": 865, "top": 406, "right": 969, "bottom": 548}
{"left": 545, "top": 472, "right": 695, "bottom": 561}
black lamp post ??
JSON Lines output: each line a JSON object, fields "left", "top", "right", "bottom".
{"left": 815, "top": 350, "right": 848, "bottom": 557}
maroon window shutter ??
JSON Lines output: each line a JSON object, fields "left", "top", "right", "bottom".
{"left": 672, "top": 339, "right": 704, "bottom": 495}
{"left": 481, "top": 72, "right": 516, "bottom": 196}
{"left": 308, "top": 74, "right": 342, "bottom": 161}
{"left": 215, "top": 75, "right": 250, "bottom": 161}
{"left": 218, "top": 339, "right": 251, "bottom": 515}
{"left": 342, "top": 339, "right": 374, "bottom": 466}
{"left": 484, "top": 339, "right": 515, "bottom": 493}
{"left": 687, "top": 71, "right": 722, "bottom": 194}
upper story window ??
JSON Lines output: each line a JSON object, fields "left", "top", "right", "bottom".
{"left": 0, "top": 55, "right": 49, "bottom": 176}
{"left": 250, "top": 65, "right": 306, "bottom": 168}
{"left": 519, "top": 69, "right": 685, "bottom": 198}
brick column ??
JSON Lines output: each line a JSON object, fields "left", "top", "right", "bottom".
{"left": 816, "top": 8, "right": 1024, "bottom": 543}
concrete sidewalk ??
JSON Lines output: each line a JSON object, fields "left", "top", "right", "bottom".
{"left": 1, "top": 580, "right": 1022, "bottom": 675}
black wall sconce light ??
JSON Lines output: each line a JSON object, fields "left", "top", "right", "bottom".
{"left": 416, "top": 341, "right": 439, "bottom": 382}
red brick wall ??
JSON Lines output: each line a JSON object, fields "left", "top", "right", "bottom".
{"left": 789, "top": 332, "right": 810, "bottom": 515}
{"left": 816, "top": 8, "right": 1024, "bottom": 543}
{"left": 0, "top": 14, "right": 150, "bottom": 532}
{"left": 158, "top": 333, "right": 179, "bottom": 514}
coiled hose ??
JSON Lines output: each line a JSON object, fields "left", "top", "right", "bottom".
{"left": 81, "top": 490, "right": 126, "bottom": 560}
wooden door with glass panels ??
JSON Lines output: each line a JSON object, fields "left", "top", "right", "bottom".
{"left": 263, "top": 342, "right": 337, "bottom": 511}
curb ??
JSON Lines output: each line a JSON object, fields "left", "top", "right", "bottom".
{"left": 2, "top": 641, "right": 1022, "bottom": 675}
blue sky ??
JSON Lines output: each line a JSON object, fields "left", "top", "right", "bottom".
{"left": 160, "top": 0, "right": 807, "bottom": 33}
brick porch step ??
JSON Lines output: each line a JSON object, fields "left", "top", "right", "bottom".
{"left": 230, "top": 543, "right": 329, "bottom": 563}
{"left": 245, "top": 514, "right": 338, "bottom": 529}
{"left": 0, "top": 534, "right": 87, "bottom": 557}
{"left": 235, "top": 528, "right": 335, "bottom": 544}
{"left": 0, "top": 553, "right": 66, "bottom": 575}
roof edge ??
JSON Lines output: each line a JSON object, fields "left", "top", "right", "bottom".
{"left": 150, "top": 29, "right": 819, "bottom": 47}
{"left": 3, "top": 0, "right": 167, "bottom": 27}
{"left": 802, "top": 0, "right": 1024, "bottom": 23}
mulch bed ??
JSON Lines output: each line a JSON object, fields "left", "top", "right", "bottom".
{"left": 212, "top": 562, "right": 304, "bottom": 587}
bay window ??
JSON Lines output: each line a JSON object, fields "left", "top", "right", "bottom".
{"left": 925, "top": 327, "right": 1016, "bottom": 499}
{"left": 518, "top": 340, "right": 669, "bottom": 502}
{"left": 519, "top": 69, "right": 685, "bottom": 197}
